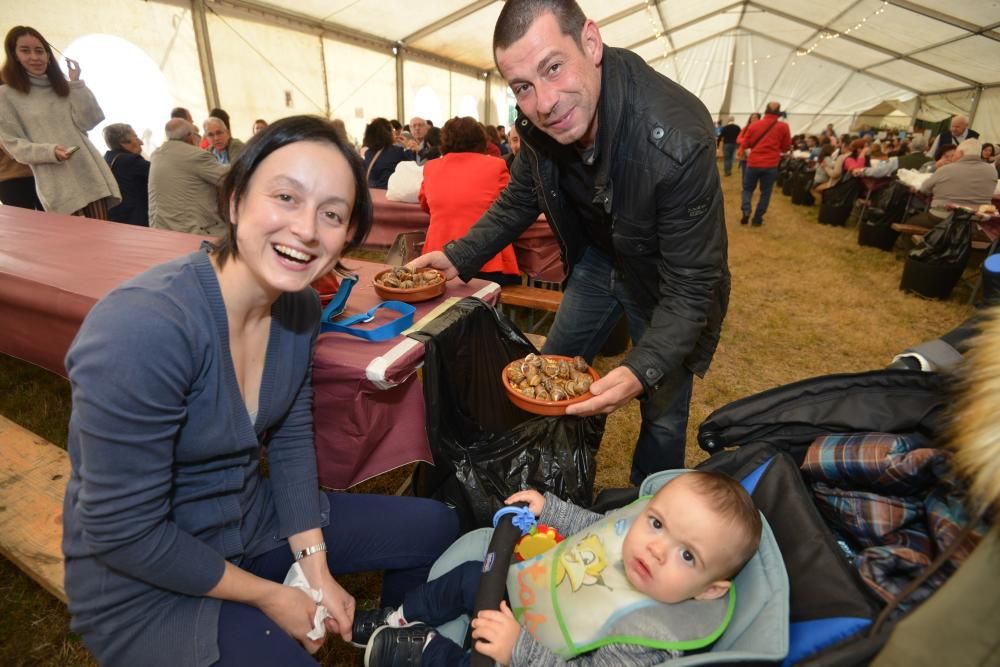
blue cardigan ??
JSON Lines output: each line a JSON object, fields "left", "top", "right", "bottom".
{"left": 62, "top": 249, "right": 329, "bottom": 666}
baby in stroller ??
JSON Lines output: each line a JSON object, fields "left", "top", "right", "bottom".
{"left": 356, "top": 470, "right": 762, "bottom": 666}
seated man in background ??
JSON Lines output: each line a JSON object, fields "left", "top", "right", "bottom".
{"left": 203, "top": 116, "right": 245, "bottom": 165}
{"left": 148, "top": 119, "right": 229, "bottom": 236}
{"left": 897, "top": 134, "right": 932, "bottom": 170}
{"left": 903, "top": 139, "right": 998, "bottom": 231}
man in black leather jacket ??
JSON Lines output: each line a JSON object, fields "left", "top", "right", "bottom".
{"left": 411, "top": 0, "right": 730, "bottom": 484}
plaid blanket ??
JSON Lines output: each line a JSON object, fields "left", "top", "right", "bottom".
{"left": 802, "top": 433, "right": 988, "bottom": 611}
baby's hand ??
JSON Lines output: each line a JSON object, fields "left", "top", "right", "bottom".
{"left": 505, "top": 489, "right": 544, "bottom": 517}
{"left": 471, "top": 601, "right": 519, "bottom": 665}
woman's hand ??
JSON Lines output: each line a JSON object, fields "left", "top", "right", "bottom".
{"left": 257, "top": 584, "right": 326, "bottom": 654}
{"left": 505, "top": 489, "right": 545, "bottom": 516}
{"left": 313, "top": 570, "right": 356, "bottom": 643}
{"left": 54, "top": 146, "right": 72, "bottom": 161}
{"left": 471, "top": 601, "right": 519, "bottom": 665}
{"left": 65, "top": 58, "right": 81, "bottom": 81}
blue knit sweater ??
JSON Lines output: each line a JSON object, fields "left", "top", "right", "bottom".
{"left": 61, "top": 248, "right": 329, "bottom": 666}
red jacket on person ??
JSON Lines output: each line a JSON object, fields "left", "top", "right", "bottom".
{"left": 739, "top": 112, "right": 791, "bottom": 168}
{"left": 419, "top": 152, "right": 519, "bottom": 276}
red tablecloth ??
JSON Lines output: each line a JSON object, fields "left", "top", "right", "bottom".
{"left": 367, "top": 189, "right": 432, "bottom": 246}
{"left": 367, "top": 189, "right": 564, "bottom": 282}
{"left": 0, "top": 207, "right": 500, "bottom": 489}
{"left": 0, "top": 208, "right": 204, "bottom": 375}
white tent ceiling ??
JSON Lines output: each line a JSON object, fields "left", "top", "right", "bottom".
{"left": 4, "top": 0, "right": 1000, "bottom": 148}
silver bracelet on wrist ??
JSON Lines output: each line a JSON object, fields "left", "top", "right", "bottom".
{"left": 293, "top": 541, "right": 327, "bottom": 562}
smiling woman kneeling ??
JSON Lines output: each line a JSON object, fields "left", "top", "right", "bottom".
{"left": 61, "top": 116, "right": 458, "bottom": 667}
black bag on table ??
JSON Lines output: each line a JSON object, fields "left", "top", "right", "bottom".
{"left": 409, "top": 297, "right": 605, "bottom": 533}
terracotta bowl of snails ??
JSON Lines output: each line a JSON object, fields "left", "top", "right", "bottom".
{"left": 373, "top": 267, "right": 447, "bottom": 303}
{"left": 502, "top": 354, "right": 600, "bottom": 416}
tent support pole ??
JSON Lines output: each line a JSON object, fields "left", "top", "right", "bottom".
{"left": 718, "top": 31, "right": 740, "bottom": 118}
{"left": 192, "top": 0, "right": 221, "bottom": 111}
{"left": 484, "top": 75, "right": 492, "bottom": 125}
{"left": 395, "top": 47, "right": 404, "bottom": 124}
{"left": 968, "top": 86, "right": 984, "bottom": 128}
{"left": 319, "top": 36, "right": 331, "bottom": 118}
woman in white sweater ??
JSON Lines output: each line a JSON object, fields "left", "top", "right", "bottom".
{"left": 0, "top": 26, "right": 119, "bottom": 218}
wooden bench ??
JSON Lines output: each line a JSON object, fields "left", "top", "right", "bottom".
{"left": 499, "top": 284, "right": 563, "bottom": 334}
{"left": 499, "top": 284, "right": 563, "bottom": 312}
{"left": 0, "top": 415, "right": 68, "bottom": 603}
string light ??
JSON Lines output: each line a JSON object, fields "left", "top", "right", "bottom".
{"left": 797, "top": 1, "right": 888, "bottom": 56}
{"left": 642, "top": 0, "right": 671, "bottom": 62}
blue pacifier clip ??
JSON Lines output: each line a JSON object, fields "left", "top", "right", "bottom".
{"left": 492, "top": 506, "right": 537, "bottom": 536}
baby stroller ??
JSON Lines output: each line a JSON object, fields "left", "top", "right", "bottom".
{"left": 424, "top": 468, "right": 791, "bottom": 666}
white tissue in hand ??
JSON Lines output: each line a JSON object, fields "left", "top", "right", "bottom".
{"left": 283, "top": 562, "right": 333, "bottom": 641}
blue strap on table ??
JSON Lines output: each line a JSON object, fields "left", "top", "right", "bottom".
{"left": 318, "top": 275, "right": 415, "bottom": 342}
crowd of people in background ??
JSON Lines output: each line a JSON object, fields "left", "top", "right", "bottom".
{"left": 0, "top": 21, "right": 519, "bottom": 240}
{"left": 714, "top": 107, "right": 999, "bottom": 234}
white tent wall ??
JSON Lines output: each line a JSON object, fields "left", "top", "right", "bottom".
{"left": 206, "top": 10, "right": 328, "bottom": 141}
{"left": 974, "top": 88, "right": 1000, "bottom": 149}
{"left": 3, "top": 0, "right": 1000, "bottom": 155}
{"left": 726, "top": 34, "right": 792, "bottom": 120}
{"left": 670, "top": 34, "right": 736, "bottom": 117}
{"left": 402, "top": 59, "right": 451, "bottom": 127}
{"left": 322, "top": 39, "right": 396, "bottom": 146}
{"left": 1, "top": 0, "right": 208, "bottom": 154}
{"left": 490, "top": 75, "right": 512, "bottom": 127}
{"left": 449, "top": 70, "right": 486, "bottom": 122}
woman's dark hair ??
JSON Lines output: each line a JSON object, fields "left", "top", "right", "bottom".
{"left": 211, "top": 115, "right": 372, "bottom": 274}
{"left": 848, "top": 138, "right": 867, "bottom": 157}
{"left": 982, "top": 142, "right": 995, "bottom": 159}
{"left": 934, "top": 142, "right": 956, "bottom": 162}
{"left": 441, "top": 117, "right": 487, "bottom": 155}
{"left": 818, "top": 143, "right": 836, "bottom": 160}
{"left": 2, "top": 26, "right": 69, "bottom": 96}
{"left": 362, "top": 118, "right": 394, "bottom": 151}
{"left": 209, "top": 107, "right": 231, "bottom": 130}
{"left": 424, "top": 126, "right": 442, "bottom": 148}
{"left": 421, "top": 126, "right": 443, "bottom": 161}
{"left": 744, "top": 113, "right": 760, "bottom": 127}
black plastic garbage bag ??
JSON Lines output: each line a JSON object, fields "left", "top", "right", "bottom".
{"left": 819, "top": 176, "right": 860, "bottom": 226}
{"left": 409, "top": 297, "right": 605, "bottom": 532}
{"left": 909, "top": 209, "right": 972, "bottom": 265}
{"left": 866, "top": 180, "right": 910, "bottom": 228}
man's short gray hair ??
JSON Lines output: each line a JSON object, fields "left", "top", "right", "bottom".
{"left": 103, "top": 123, "right": 133, "bottom": 150}
{"left": 204, "top": 116, "right": 227, "bottom": 132}
{"left": 909, "top": 134, "right": 927, "bottom": 151}
{"left": 957, "top": 138, "right": 981, "bottom": 156}
{"left": 165, "top": 118, "right": 194, "bottom": 141}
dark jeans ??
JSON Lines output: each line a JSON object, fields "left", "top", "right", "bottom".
{"left": 541, "top": 247, "right": 694, "bottom": 485}
{"left": 741, "top": 167, "right": 779, "bottom": 223}
{"left": 212, "top": 493, "right": 458, "bottom": 666}
{"left": 402, "top": 560, "right": 485, "bottom": 666}
{"left": 722, "top": 143, "right": 737, "bottom": 175}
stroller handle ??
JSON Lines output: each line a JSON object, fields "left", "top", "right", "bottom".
{"left": 469, "top": 502, "right": 529, "bottom": 667}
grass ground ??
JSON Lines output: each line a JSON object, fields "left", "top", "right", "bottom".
{"left": 0, "top": 166, "right": 974, "bottom": 665}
